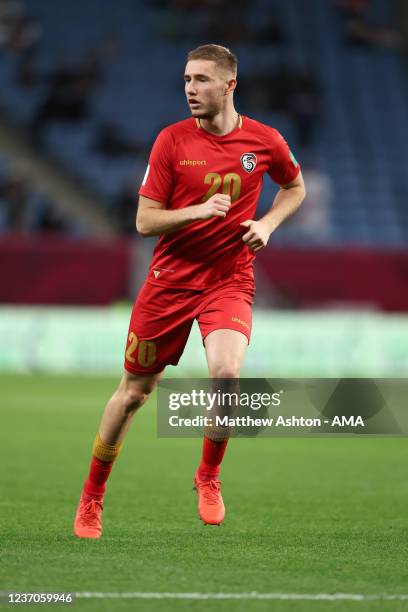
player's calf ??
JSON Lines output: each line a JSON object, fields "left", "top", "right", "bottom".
{"left": 99, "top": 371, "right": 159, "bottom": 444}
{"left": 73, "top": 372, "right": 159, "bottom": 538}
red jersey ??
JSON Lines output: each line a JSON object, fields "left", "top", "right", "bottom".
{"left": 138, "top": 115, "right": 300, "bottom": 289}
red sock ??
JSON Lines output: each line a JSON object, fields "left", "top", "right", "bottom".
{"left": 83, "top": 457, "right": 113, "bottom": 501}
{"left": 198, "top": 436, "right": 229, "bottom": 481}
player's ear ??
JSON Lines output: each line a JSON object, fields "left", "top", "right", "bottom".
{"left": 225, "top": 78, "right": 237, "bottom": 95}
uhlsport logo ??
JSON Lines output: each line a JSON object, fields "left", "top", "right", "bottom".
{"left": 240, "top": 153, "right": 257, "bottom": 173}
{"left": 179, "top": 159, "right": 207, "bottom": 166}
{"left": 232, "top": 316, "right": 250, "bottom": 330}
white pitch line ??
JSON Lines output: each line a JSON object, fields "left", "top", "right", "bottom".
{"left": 75, "top": 592, "right": 408, "bottom": 601}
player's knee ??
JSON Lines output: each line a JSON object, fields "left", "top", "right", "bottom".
{"left": 117, "top": 370, "right": 159, "bottom": 413}
{"left": 209, "top": 363, "right": 241, "bottom": 379}
{"left": 120, "top": 386, "right": 149, "bottom": 414}
{"left": 119, "top": 376, "right": 157, "bottom": 414}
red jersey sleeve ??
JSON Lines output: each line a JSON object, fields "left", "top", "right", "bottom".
{"left": 138, "top": 128, "right": 174, "bottom": 204}
{"left": 267, "top": 129, "right": 300, "bottom": 186}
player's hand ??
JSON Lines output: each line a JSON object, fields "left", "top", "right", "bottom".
{"left": 194, "top": 194, "right": 231, "bottom": 220}
{"left": 240, "top": 219, "right": 271, "bottom": 252}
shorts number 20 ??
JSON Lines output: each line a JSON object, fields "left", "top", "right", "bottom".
{"left": 126, "top": 332, "right": 157, "bottom": 367}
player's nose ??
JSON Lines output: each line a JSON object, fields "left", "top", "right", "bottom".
{"left": 185, "top": 82, "right": 197, "bottom": 95}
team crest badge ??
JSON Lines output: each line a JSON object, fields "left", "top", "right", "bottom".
{"left": 240, "top": 153, "right": 257, "bottom": 173}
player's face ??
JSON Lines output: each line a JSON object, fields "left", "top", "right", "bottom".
{"left": 184, "top": 60, "right": 232, "bottom": 119}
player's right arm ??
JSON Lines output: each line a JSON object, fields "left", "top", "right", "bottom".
{"left": 136, "top": 194, "right": 231, "bottom": 237}
{"left": 137, "top": 127, "right": 231, "bottom": 237}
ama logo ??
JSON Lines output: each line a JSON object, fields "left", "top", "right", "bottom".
{"left": 240, "top": 153, "right": 257, "bottom": 173}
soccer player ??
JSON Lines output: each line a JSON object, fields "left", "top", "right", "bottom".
{"left": 74, "top": 44, "right": 305, "bottom": 538}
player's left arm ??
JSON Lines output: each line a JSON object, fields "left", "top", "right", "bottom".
{"left": 240, "top": 171, "right": 306, "bottom": 252}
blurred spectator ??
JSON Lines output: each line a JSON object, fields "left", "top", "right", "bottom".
{"left": 0, "top": 167, "right": 30, "bottom": 231}
{"left": 0, "top": 0, "right": 42, "bottom": 87}
{"left": 30, "top": 35, "right": 121, "bottom": 144}
{"left": 240, "top": 63, "right": 322, "bottom": 146}
{"left": 285, "top": 163, "right": 333, "bottom": 241}
{"left": 110, "top": 184, "right": 138, "bottom": 234}
{"left": 252, "top": 16, "right": 286, "bottom": 45}
{"left": 335, "top": 0, "right": 402, "bottom": 49}
{"left": 93, "top": 123, "right": 150, "bottom": 159}
{"left": 33, "top": 197, "right": 71, "bottom": 232}
{"left": 156, "top": 0, "right": 250, "bottom": 44}
{"left": 267, "top": 63, "right": 293, "bottom": 112}
{"left": 253, "top": 271, "right": 300, "bottom": 308}
{"left": 335, "top": 0, "right": 371, "bottom": 19}
{"left": 110, "top": 161, "right": 152, "bottom": 234}
{"left": 345, "top": 19, "right": 402, "bottom": 49}
{"left": 0, "top": 0, "right": 41, "bottom": 56}
{"left": 0, "top": 162, "right": 71, "bottom": 233}
{"left": 240, "top": 63, "right": 290, "bottom": 113}
{"left": 198, "top": 7, "right": 252, "bottom": 46}
{"left": 154, "top": 0, "right": 285, "bottom": 46}
{"left": 288, "top": 67, "right": 322, "bottom": 147}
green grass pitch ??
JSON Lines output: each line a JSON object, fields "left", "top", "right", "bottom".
{"left": 1, "top": 374, "right": 408, "bottom": 612}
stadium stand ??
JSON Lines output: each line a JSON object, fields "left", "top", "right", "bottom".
{"left": 0, "top": 0, "right": 407, "bottom": 248}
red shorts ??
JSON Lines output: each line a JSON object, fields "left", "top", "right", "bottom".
{"left": 124, "top": 272, "right": 255, "bottom": 375}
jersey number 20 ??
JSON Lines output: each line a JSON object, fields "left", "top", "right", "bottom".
{"left": 203, "top": 172, "right": 241, "bottom": 203}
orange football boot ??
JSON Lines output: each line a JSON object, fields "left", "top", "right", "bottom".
{"left": 74, "top": 495, "right": 103, "bottom": 538}
{"left": 193, "top": 472, "right": 225, "bottom": 525}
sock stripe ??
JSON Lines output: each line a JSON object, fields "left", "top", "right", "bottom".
{"left": 92, "top": 433, "right": 121, "bottom": 462}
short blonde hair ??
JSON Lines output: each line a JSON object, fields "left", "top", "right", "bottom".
{"left": 187, "top": 44, "right": 237, "bottom": 76}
